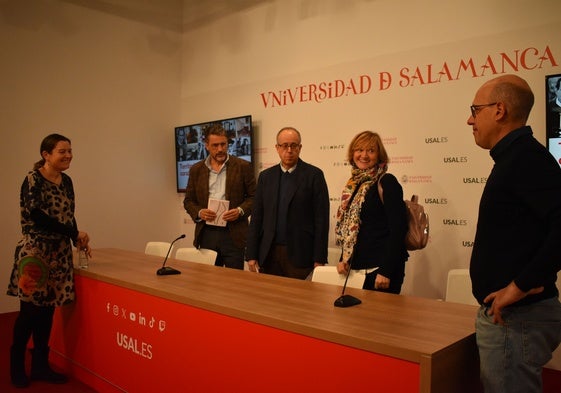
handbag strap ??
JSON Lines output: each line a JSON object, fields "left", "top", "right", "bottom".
{"left": 377, "top": 173, "right": 385, "bottom": 204}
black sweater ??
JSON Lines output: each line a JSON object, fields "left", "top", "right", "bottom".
{"left": 470, "top": 126, "right": 561, "bottom": 305}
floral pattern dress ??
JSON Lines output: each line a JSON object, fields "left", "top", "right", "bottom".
{"left": 7, "top": 170, "right": 77, "bottom": 307}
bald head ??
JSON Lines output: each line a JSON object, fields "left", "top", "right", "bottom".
{"left": 482, "top": 74, "right": 534, "bottom": 124}
{"left": 468, "top": 74, "right": 535, "bottom": 150}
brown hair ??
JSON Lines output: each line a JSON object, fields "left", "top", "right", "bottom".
{"left": 33, "top": 133, "right": 71, "bottom": 170}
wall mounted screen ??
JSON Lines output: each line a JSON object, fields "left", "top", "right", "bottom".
{"left": 546, "top": 73, "right": 561, "bottom": 167}
{"left": 175, "top": 115, "right": 253, "bottom": 192}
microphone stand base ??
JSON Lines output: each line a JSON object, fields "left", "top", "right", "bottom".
{"left": 156, "top": 267, "right": 181, "bottom": 276}
{"left": 334, "top": 294, "right": 361, "bottom": 308}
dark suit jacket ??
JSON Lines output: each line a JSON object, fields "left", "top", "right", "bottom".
{"left": 183, "top": 155, "right": 256, "bottom": 249}
{"left": 246, "top": 159, "right": 330, "bottom": 268}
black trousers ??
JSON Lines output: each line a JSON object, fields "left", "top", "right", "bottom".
{"left": 262, "top": 245, "right": 313, "bottom": 280}
{"left": 199, "top": 226, "right": 244, "bottom": 270}
{"left": 12, "top": 301, "right": 55, "bottom": 350}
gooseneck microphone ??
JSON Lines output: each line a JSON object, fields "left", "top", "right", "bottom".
{"left": 156, "top": 234, "right": 186, "bottom": 276}
{"left": 334, "top": 258, "right": 362, "bottom": 308}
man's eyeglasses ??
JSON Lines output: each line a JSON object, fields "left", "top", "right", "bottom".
{"left": 470, "top": 102, "right": 497, "bottom": 117}
{"left": 276, "top": 143, "right": 301, "bottom": 151}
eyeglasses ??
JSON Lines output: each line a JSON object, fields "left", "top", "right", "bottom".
{"left": 470, "top": 102, "right": 497, "bottom": 117}
{"left": 276, "top": 143, "right": 301, "bottom": 151}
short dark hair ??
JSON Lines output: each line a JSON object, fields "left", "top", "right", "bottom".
{"left": 276, "top": 127, "right": 301, "bottom": 143}
{"left": 205, "top": 124, "right": 227, "bottom": 139}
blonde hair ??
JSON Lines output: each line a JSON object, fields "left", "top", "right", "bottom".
{"left": 346, "top": 131, "right": 389, "bottom": 167}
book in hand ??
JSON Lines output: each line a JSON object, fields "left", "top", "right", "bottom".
{"left": 207, "top": 198, "right": 229, "bottom": 227}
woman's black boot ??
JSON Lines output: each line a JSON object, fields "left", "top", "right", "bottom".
{"left": 30, "top": 347, "right": 68, "bottom": 384}
{"left": 10, "top": 345, "right": 30, "bottom": 388}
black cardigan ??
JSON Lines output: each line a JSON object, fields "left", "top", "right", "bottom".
{"left": 352, "top": 173, "right": 409, "bottom": 281}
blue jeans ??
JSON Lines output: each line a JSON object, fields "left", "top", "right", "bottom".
{"left": 476, "top": 297, "right": 561, "bottom": 393}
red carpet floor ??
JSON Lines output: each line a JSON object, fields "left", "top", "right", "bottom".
{"left": 0, "top": 312, "right": 97, "bottom": 393}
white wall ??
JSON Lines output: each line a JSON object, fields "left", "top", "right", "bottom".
{"left": 0, "top": 0, "right": 183, "bottom": 312}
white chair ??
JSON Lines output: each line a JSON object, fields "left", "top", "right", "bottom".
{"left": 445, "top": 269, "right": 479, "bottom": 306}
{"left": 175, "top": 247, "right": 217, "bottom": 265}
{"left": 145, "top": 241, "right": 172, "bottom": 258}
{"left": 327, "top": 247, "right": 342, "bottom": 265}
{"left": 311, "top": 265, "right": 365, "bottom": 289}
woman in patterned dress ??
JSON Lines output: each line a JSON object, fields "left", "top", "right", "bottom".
{"left": 7, "top": 133, "right": 91, "bottom": 388}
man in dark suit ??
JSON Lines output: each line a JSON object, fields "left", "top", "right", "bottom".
{"left": 184, "top": 124, "right": 256, "bottom": 269}
{"left": 246, "top": 127, "right": 330, "bottom": 279}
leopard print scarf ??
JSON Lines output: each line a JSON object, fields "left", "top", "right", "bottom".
{"left": 335, "top": 163, "right": 387, "bottom": 264}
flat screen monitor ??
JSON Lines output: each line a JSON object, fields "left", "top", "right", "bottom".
{"left": 546, "top": 73, "right": 561, "bottom": 167}
{"left": 175, "top": 114, "right": 253, "bottom": 192}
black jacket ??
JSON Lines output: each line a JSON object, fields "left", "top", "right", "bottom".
{"left": 246, "top": 159, "right": 330, "bottom": 268}
{"left": 352, "top": 173, "right": 409, "bottom": 282}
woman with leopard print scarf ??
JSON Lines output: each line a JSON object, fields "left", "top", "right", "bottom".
{"left": 335, "top": 131, "right": 409, "bottom": 294}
